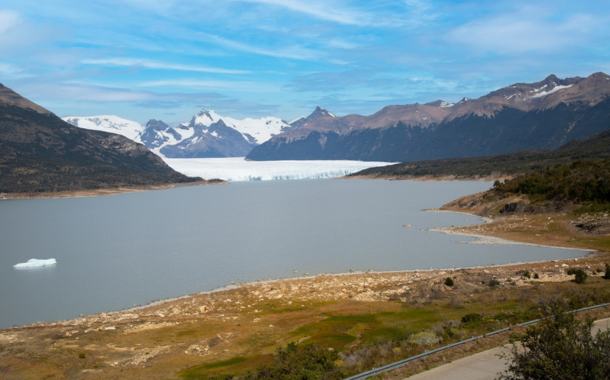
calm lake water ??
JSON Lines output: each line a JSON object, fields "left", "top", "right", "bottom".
{"left": 0, "top": 180, "right": 586, "bottom": 329}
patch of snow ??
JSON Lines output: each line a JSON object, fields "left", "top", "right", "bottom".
{"left": 14, "top": 258, "right": 57, "bottom": 269}
{"left": 439, "top": 101, "right": 454, "bottom": 108}
{"left": 191, "top": 109, "right": 290, "bottom": 145}
{"left": 289, "top": 116, "right": 305, "bottom": 124}
{"left": 175, "top": 125, "right": 195, "bottom": 140}
{"left": 63, "top": 115, "right": 144, "bottom": 142}
{"left": 530, "top": 84, "right": 573, "bottom": 98}
{"left": 164, "top": 157, "right": 396, "bottom": 182}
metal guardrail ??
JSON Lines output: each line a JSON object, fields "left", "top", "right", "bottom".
{"left": 344, "top": 302, "right": 610, "bottom": 380}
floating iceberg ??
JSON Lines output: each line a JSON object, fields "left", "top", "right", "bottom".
{"left": 13, "top": 258, "right": 57, "bottom": 268}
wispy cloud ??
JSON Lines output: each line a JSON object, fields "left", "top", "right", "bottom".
{"left": 0, "top": 63, "right": 31, "bottom": 79}
{"left": 447, "top": 6, "right": 606, "bottom": 54}
{"left": 81, "top": 58, "right": 250, "bottom": 74}
{"left": 137, "top": 79, "right": 279, "bottom": 92}
{"left": 200, "top": 33, "right": 320, "bottom": 61}
{"left": 231, "top": 0, "right": 368, "bottom": 25}
{"left": 0, "top": 10, "right": 19, "bottom": 34}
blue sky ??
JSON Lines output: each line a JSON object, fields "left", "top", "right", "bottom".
{"left": 1, "top": 0, "right": 609, "bottom": 125}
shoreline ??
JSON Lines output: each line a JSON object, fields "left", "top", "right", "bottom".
{"left": 4, "top": 246, "right": 600, "bottom": 331}
{"left": 2, "top": 204, "right": 605, "bottom": 331}
{"left": 429, "top": 227, "right": 595, "bottom": 252}
{"left": 0, "top": 179, "right": 227, "bottom": 200}
{"left": 3, "top": 206, "right": 605, "bottom": 331}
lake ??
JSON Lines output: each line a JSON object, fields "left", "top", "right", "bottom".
{"left": 0, "top": 179, "right": 586, "bottom": 329}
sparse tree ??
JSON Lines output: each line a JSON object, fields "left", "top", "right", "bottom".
{"left": 498, "top": 304, "right": 610, "bottom": 380}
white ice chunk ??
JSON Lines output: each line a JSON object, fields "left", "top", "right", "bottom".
{"left": 14, "top": 258, "right": 57, "bottom": 269}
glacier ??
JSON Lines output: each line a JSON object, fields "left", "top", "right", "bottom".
{"left": 14, "top": 258, "right": 57, "bottom": 269}
{"left": 164, "top": 157, "right": 395, "bottom": 182}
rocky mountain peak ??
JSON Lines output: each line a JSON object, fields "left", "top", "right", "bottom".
{"left": 145, "top": 119, "right": 171, "bottom": 130}
{"left": 424, "top": 100, "right": 455, "bottom": 108}
{"left": 0, "top": 83, "right": 52, "bottom": 114}
{"left": 312, "top": 106, "right": 336, "bottom": 118}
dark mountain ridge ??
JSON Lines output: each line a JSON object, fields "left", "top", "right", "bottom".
{"left": 0, "top": 84, "right": 198, "bottom": 193}
{"left": 348, "top": 128, "right": 610, "bottom": 180}
{"left": 247, "top": 72, "right": 610, "bottom": 162}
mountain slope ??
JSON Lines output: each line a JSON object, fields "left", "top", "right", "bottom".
{"left": 0, "top": 84, "right": 198, "bottom": 193}
{"left": 347, "top": 128, "right": 610, "bottom": 180}
{"left": 247, "top": 73, "right": 610, "bottom": 162}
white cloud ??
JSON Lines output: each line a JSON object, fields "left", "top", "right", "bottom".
{"left": 448, "top": 8, "right": 605, "bottom": 54}
{"left": 0, "top": 10, "right": 19, "bottom": 34}
{"left": 201, "top": 33, "right": 320, "bottom": 61}
{"left": 81, "top": 58, "right": 250, "bottom": 75}
{"left": 327, "top": 39, "right": 359, "bottom": 49}
{"left": 231, "top": 0, "right": 366, "bottom": 25}
{"left": 0, "top": 62, "right": 30, "bottom": 78}
{"left": 137, "top": 79, "right": 279, "bottom": 92}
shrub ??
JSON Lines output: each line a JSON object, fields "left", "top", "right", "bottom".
{"left": 498, "top": 304, "right": 610, "bottom": 380}
{"left": 408, "top": 332, "right": 442, "bottom": 347}
{"left": 243, "top": 342, "right": 339, "bottom": 380}
{"left": 567, "top": 268, "right": 576, "bottom": 275}
{"left": 523, "top": 270, "right": 531, "bottom": 279}
{"left": 78, "top": 353, "right": 86, "bottom": 359}
{"left": 534, "top": 273, "right": 540, "bottom": 279}
{"left": 604, "top": 263, "right": 610, "bottom": 280}
{"left": 444, "top": 277, "right": 454, "bottom": 287}
{"left": 488, "top": 279, "right": 501, "bottom": 287}
{"left": 574, "top": 269, "right": 588, "bottom": 284}
{"left": 461, "top": 313, "right": 483, "bottom": 325}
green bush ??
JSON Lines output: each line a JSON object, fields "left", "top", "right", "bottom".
{"left": 498, "top": 304, "right": 610, "bottom": 380}
{"left": 534, "top": 273, "right": 540, "bottom": 279}
{"left": 523, "top": 270, "right": 531, "bottom": 279}
{"left": 461, "top": 313, "right": 483, "bottom": 325}
{"left": 574, "top": 269, "right": 588, "bottom": 284}
{"left": 604, "top": 263, "right": 610, "bottom": 280}
{"left": 243, "top": 342, "right": 340, "bottom": 380}
{"left": 78, "top": 352, "right": 86, "bottom": 359}
{"left": 444, "top": 277, "right": 454, "bottom": 287}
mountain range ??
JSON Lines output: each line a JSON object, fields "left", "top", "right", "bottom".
{"left": 246, "top": 72, "right": 610, "bottom": 162}
{"left": 0, "top": 84, "right": 198, "bottom": 194}
{"left": 64, "top": 109, "right": 301, "bottom": 158}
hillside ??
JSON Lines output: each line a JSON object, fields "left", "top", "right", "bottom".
{"left": 247, "top": 73, "right": 610, "bottom": 161}
{"left": 347, "top": 129, "right": 610, "bottom": 180}
{"left": 0, "top": 84, "right": 200, "bottom": 194}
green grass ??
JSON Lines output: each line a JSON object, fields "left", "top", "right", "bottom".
{"left": 179, "top": 355, "right": 272, "bottom": 380}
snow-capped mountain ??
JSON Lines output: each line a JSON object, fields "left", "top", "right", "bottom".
{"left": 63, "top": 115, "right": 144, "bottom": 142}
{"left": 182, "top": 109, "right": 292, "bottom": 145}
{"left": 139, "top": 119, "right": 182, "bottom": 151}
{"left": 247, "top": 72, "right": 610, "bottom": 162}
{"left": 63, "top": 110, "right": 295, "bottom": 158}
{"left": 152, "top": 109, "right": 293, "bottom": 158}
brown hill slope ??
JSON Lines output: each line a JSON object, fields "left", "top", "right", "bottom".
{"left": 0, "top": 84, "right": 199, "bottom": 193}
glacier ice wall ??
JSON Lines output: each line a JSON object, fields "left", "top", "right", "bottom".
{"left": 164, "top": 157, "right": 395, "bottom": 182}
